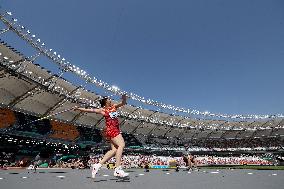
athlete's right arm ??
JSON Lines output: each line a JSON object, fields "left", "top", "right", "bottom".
{"left": 75, "top": 107, "right": 104, "bottom": 115}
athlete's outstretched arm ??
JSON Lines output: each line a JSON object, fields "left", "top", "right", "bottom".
{"left": 115, "top": 94, "right": 127, "bottom": 109}
{"left": 75, "top": 107, "right": 104, "bottom": 115}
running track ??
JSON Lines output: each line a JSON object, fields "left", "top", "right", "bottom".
{"left": 0, "top": 168, "right": 283, "bottom": 189}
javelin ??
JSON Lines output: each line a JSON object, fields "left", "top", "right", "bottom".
{"left": 19, "top": 106, "right": 78, "bottom": 128}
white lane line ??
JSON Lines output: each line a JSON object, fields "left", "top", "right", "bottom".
{"left": 56, "top": 176, "right": 66, "bottom": 178}
{"left": 272, "top": 174, "right": 277, "bottom": 176}
{"left": 247, "top": 173, "right": 253, "bottom": 175}
{"left": 210, "top": 172, "right": 219, "bottom": 174}
{"left": 166, "top": 173, "right": 170, "bottom": 175}
{"left": 103, "top": 175, "right": 109, "bottom": 177}
{"left": 138, "top": 174, "right": 144, "bottom": 176}
{"left": 0, "top": 178, "right": 3, "bottom": 180}
{"left": 187, "top": 172, "right": 191, "bottom": 174}
{"left": 22, "top": 177, "right": 28, "bottom": 179}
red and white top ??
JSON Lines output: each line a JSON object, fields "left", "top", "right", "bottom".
{"left": 103, "top": 106, "right": 120, "bottom": 139}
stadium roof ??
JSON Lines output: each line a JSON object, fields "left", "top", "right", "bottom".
{"left": 1, "top": 42, "right": 284, "bottom": 141}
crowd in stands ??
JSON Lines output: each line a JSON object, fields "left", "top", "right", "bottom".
{"left": 49, "top": 121, "right": 80, "bottom": 141}
{"left": 42, "top": 154, "right": 273, "bottom": 169}
{"left": 184, "top": 137, "right": 283, "bottom": 151}
{"left": 0, "top": 152, "right": 277, "bottom": 169}
{"left": 0, "top": 152, "right": 15, "bottom": 169}
{"left": 52, "top": 158, "right": 85, "bottom": 169}
{"left": 100, "top": 154, "right": 273, "bottom": 167}
{"left": 205, "top": 138, "right": 282, "bottom": 149}
{"left": 194, "top": 155, "right": 273, "bottom": 165}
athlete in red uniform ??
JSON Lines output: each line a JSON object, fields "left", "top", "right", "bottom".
{"left": 75, "top": 94, "right": 129, "bottom": 178}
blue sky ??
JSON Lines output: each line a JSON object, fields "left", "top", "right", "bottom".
{"left": 0, "top": 0, "right": 284, "bottom": 117}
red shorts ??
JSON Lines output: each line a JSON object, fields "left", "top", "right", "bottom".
{"left": 103, "top": 127, "right": 121, "bottom": 140}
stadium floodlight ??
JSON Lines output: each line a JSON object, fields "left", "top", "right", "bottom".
{"left": 36, "top": 38, "right": 41, "bottom": 43}
{"left": 112, "top": 85, "right": 120, "bottom": 93}
{"left": 27, "top": 30, "right": 31, "bottom": 34}
{"left": 6, "top": 12, "right": 12, "bottom": 16}
{"left": 0, "top": 28, "right": 9, "bottom": 35}
{"left": 41, "top": 42, "right": 45, "bottom": 46}
{"left": 13, "top": 18, "right": 18, "bottom": 22}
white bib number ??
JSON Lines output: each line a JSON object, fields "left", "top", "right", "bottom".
{"left": 109, "top": 111, "right": 118, "bottom": 119}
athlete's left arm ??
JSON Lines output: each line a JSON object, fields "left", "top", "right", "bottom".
{"left": 114, "top": 94, "right": 127, "bottom": 109}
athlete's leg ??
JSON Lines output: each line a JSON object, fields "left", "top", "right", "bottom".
{"left": 99, "top": 142, "right": 118, "bottom": 165}
{"left": 111, "top": 134, "right": 129, "bottom": 177}
{"left": 110, "top": 134, "right": 125, "bottom": 167}
{"left": 91, "top": 143, "right": 117, "bottom": 179}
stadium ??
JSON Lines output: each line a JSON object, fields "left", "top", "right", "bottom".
{"left": 0, "top": 2, "right": 284, "bottom": 189}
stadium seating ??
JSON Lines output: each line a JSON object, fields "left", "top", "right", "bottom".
{"left": 49, "top": 121, "right": 79, "bottom": 141}
{"left": 0, "top": 108, "right": 16, "bottom": 128}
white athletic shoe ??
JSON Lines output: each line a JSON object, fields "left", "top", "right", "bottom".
{"left": 114, "top": 166, "right": 129, "bottom": 177}
{"left": 91, "top": 163, "right": 101, "bottom": 179}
